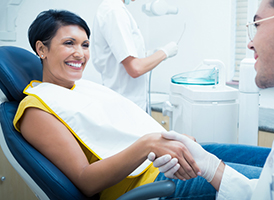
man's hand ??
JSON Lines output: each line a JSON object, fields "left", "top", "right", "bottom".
{"left": 148, "top": 152, "right": 180, "bottom": 179}
{"left": 162, "top": 131, "right": 221, "bottom": 182}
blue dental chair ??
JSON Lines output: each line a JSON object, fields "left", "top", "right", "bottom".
{"left": 0, "top": 46, "right": 175, "bottom": 200}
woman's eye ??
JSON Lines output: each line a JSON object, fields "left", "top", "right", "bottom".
{"left": 64, "top": 41, "right": 73, "bottom": 45}
{"left": 83, "top": 43, "right": 89, "bottom": 48}
{"left": 254, "top": 23, "right": 259, "bottom": 28}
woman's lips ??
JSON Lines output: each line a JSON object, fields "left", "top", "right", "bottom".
{"left": 65, "top": 61, "right": 83, "bottom": 70}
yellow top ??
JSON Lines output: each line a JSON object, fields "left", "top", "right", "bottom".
{"left": 13, "top": 95, "right": 160, "bottom": 200}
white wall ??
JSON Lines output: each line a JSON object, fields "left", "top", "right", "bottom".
{"left": 0, "top": 0, "right": 235, "bottom": 94}
{"left": 0, "top": 0, "right": 103, "bottom": 83}
{"left": 139, "top": 0, "right": 235, "bottom": 94}
{"left": 259, "top": 88, "right": 274, "bottom": 109}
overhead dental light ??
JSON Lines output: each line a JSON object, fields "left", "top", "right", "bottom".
{"left": 142, "top": 0, "right": 178, "bottom": 16}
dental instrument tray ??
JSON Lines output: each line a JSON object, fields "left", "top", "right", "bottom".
{"left": 171, "top": 68, "right": 219, "bottom": 85}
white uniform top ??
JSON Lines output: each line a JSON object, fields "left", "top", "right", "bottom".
{"left": 217, "top": 141, "right": 274, "bottom": 200}
{"left": 91, "top": 0, "right": 149, "bottom": 111}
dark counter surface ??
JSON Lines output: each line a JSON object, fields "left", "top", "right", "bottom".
{"left": 259, "top": 107, "right": 274, "bottom": 133}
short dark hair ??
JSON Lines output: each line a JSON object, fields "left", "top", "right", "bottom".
{"left": 28, "top": 9, "right": 90, "bottom": 55}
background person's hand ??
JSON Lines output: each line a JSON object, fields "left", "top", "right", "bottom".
{"left": 162, "top": 131, "right": 221, "bottom": 182}
{"left": 160, "top": 41, "right": 178, "bottom": 59}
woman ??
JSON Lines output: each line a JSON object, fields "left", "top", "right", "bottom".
{"left": 91, "top": 0, "right": 178, "bottom": 112}
{"left": 14, "top": 9, "right": 268, "bottom": 200}
{"left": 14, "top": 9, "right": 198, "bottom": 199}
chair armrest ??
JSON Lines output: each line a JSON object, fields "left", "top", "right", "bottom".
{"left": 117, "top": 180, "right": 175, "bottom": 200}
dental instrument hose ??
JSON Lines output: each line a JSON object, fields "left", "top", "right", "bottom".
{"left": 177, "top": 23, "right": 186, "bottom": 45}
{"left": 148, "top": 24, "right": 186, "bottom": 116}
{"left": 148, "top": 70, "right": 152, "bottom": 116}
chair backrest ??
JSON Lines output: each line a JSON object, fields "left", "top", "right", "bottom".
{"left": 0, "top": 46, "right": 92, "bottom": 200}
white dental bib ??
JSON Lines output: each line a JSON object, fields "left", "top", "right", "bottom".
{"left": 24, "top": 79, "right": 165, "bottom": 177}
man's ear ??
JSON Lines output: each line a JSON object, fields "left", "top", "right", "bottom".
{"left": 36, "top": 40, "right": 48, "bottom": 59}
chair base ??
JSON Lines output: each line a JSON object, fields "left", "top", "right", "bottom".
{"left": 0, "top": 125, "right": 49, "bottom": 200}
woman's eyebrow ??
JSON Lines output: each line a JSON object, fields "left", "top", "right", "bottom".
{"left": 62, "top": 37, "right": 76, "bottom": 41}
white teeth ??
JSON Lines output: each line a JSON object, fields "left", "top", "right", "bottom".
{"left": 67, "top": 62, "right": 82, "bottom": 68}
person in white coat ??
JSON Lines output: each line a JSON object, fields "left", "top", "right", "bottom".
{"left": 91, "top": 0, "right": 178, "bottom": 111}
{"left": 149, "top": 0, "right": 274, "bottom": 199}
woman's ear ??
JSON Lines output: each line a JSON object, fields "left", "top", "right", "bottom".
{"left": 36, "top": 41, "right": 48, "bottom": 59}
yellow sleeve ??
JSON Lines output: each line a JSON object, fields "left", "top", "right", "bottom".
{"left": 13, "top": 95, "right": 97, "bottom": 163}
{"left": 13, "top": 95, "right": 51, "bottom": 132}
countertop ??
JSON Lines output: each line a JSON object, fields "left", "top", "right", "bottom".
{"left": 151, "top": 102, "right": 163, "bottom": 113}
{"left": 259, "top": 107, "right": 274, "bottom": 133}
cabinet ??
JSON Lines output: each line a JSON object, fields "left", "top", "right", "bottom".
{"left": 151, "top": 111, "right": 170, "bottom": 131}
{"left": 0, "top": 147, "right": 37, "bottom": 200}
{"left": 258, "top": 131, "right": 274, "bottom": 148}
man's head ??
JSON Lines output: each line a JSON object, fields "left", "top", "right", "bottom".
{"left": 248, "top": 0, "right": 274, "bottom": 89}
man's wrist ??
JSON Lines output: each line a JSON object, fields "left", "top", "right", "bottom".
{"left": 210, "top": 161, "right": 225, "bottom": 191}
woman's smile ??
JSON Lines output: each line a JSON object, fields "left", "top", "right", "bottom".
{"left": 65, "top": 61, "right": 84, "bottom": 70}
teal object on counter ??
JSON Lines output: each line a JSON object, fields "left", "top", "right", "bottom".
{"left": 171, "top": 68, "right": 219, "bottom": 85}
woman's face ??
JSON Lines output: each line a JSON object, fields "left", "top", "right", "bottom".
{"left": 41, "top": 25, "right": 90, "bottom": 88}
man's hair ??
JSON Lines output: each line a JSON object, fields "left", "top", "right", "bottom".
{"left": 271, "top": 0, "right": 274, "bottom": 7}
{"left": 28, "top": 9, "right": 90, "bottom": 55}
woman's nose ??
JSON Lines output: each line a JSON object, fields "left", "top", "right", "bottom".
{"left": 74, "top": 46, "right": 84, "bottom": 58}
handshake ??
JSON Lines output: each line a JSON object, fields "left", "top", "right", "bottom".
{"left": 148, "top": 131, "right": 221, "bottom": 182}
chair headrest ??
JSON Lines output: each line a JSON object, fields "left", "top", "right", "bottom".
{"left": 0, "top": 46, "right": 42, "bottom": 102}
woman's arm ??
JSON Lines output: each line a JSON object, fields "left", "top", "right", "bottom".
{"left": 20, "top": 108, "right": 199, "bottom": 196}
